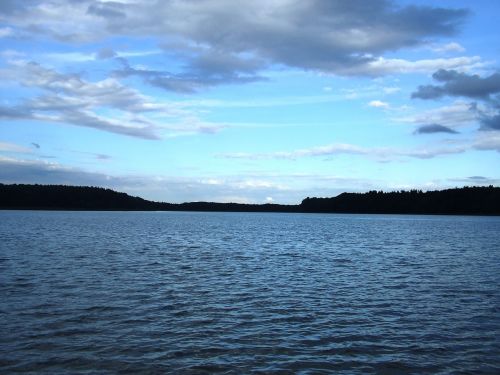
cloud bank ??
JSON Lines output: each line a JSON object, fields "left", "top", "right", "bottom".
{"left": 0, "top": 0, "right": 474, "bottom": 86}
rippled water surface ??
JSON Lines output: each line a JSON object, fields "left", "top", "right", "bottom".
{"left": 1, "top": 211, "right": 499, "bottom": 374}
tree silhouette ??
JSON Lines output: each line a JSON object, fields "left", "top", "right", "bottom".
{"left": 1, "top": 183, "right": 499, "bottom": 215}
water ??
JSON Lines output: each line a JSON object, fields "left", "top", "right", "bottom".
{"left": 1, "top": 211, "right": 499, "bottom": 374}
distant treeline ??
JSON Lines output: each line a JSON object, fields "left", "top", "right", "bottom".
{"left": 300, "top": 187, "right": 500, "bottom": 215}
{"left": 1, "top": 183, "right": 499, "bottom": 215}
{"left": 0, "top": 184, "right": 295, "bottom": 212}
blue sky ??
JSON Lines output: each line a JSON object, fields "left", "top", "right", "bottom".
{"left": 1, "top": 0, "right": 499, "bottom": 203}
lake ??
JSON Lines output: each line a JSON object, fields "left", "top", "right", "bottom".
{"left": 1, "top": 211, "right": 499, "bottom": 374}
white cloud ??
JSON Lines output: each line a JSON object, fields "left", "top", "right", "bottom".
{"left": 218, "top": 141, "right": 474, "bottom": 162}
{"left": 7, "top": 60, "right": 163, "bottom": 113}
{"left": 368, "top": 100, "right": 390, "bottom": 109}
{"left": 117, "top": 50, "right": 162, "bottom": 58}
{"left": 430, "top": 42, "right": 466, "bottom": 54}
{"left": 43, "top": 52, "right": 96, "bottom": 63}
{"left": 201, "top": 178, "right": 223, "bottom": 186}
{"left": 42, "top": 49, "right": 162, "bottom": 63}
{"left": 0, "top": 60, "right": 224, "bottom": 139}
{"left": 176, "top": 94, "right": 351, "bottom": 109}
{"left": 234, "top": 179, "right": 288, "bottom": 190}
{"left": 342, "top": 56, "right": 484, "bottom": 76}
{"left": 220, "top": 131, "right": 500, "bottom": 162}
{"left": 0, "top": 141, "right": 33, "bottom": 153}
{"left": 473, "top": 132, "right": 500, "bottom": 152}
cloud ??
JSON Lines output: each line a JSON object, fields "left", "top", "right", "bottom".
{"left": 339, "top": 56, "right": 483, "bottom": 76}
{"left": 0, "top": 105, "right": 31, "bottom": 119}
{"left": 0, "top": 0, "right": 471, "bottom": 80}
{"left": 0, "top": 141, "right": 33, "bottom": 153}
{"left": 220, "top": 132, "right": 500, "bottom": 162}
{"left": 36, "top": 109, "right": 160, "bottom": 140}
{"left": 0, "top": 156, "right": 117, "bottom": 186}
{"left": 412, "top": 69, "right": 500, "bottom": 133}
{"left": 113, "top": 53, "right": 266, "bottom": 93}
{"left": 158, "top": 116, "right": 226, "bottom": 137}
{"left": 0, "top": 0, "right": 38, "bottom": 15}
{"left": 179, "top": 94, "right": 359, "bottom": 109}
{"left": 430, "top": 42, "right": 466, "bottom": 54}
{"left": 473, "top": 130, "right": 500, "bottom": 151}
{"left": 0, "top": 60, "right": 225, "bottom": 138}
{"left": 0, "top": 104, "right": 160, "bottom": 141}
{"left": 121, "top": 54, "right": 482, "bottom": 94}
{"left": 480, "top": 114, "right": 500, "bottom": 131}
{"left": 70, "top": 150, "right": 112, "bottom": 160}
{"left": 395, "top": 100, "right": 482, "bottom": 129}
{"left": 414, "top": 124, "right": 459, "bottom": 134}
{"left": 39, "top": 49, "right": 161, "bottom": 63}
{"left": 86, "top": 1, "right": 126, "bottom": 19}
{"left": 219, "top": 142, "right": 469, "bottom": 161}
{"left": 221, "top": 129, "right": 500, "bottom": 162}
{"left": 368, "top": 100, "right": 390, "bottom": 108}
{"left": 13, "top": 61, "right": 164, "bottom": 112}
{"left": 412, "top": 69, "right": 500, "bottom": 100}
{"left": 383, "top": 87, "right": 401, "bottom": 94}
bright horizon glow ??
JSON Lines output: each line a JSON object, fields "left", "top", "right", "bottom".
{"left": 0, "top": 0, "right": 499, "bottom": 204}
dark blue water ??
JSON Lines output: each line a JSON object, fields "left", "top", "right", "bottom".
{"left": 1, "top": 211, "right": 499, "bottom": 374}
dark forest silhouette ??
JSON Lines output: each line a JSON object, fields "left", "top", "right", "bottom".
{"left": 300, "top": 187, "right": 500, "bottom": 215}
{"left": 1, "top": 183, "right": 499, "bottom": 215}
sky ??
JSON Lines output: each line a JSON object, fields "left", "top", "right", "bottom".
{"left": 0, "top": 0, "right": 499, "bottom": 204}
